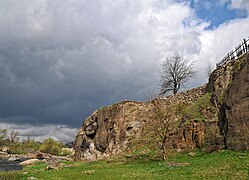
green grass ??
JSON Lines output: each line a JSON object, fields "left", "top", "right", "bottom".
{"left": 179, "top": 93, "right": 213, "bottom": 122}
{"left": 1, "top": 150, "right": 249, "bottom": 179}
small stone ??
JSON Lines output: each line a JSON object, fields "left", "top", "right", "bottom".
{"left": 188, "top": 152, "right": 196, "bottom": 157}
{"left": 1, "top": 147, "right": 10, "bottom": 153}
{"left": 45, "top": 161, "right": 64, "bottom": 170}
{"left": 8, "top": 156, "right": 21, "bottom": 161}
{"left": 80, "top": 170, "right": 95, "bottom": 175}
{"left": 166, "top": 162, "right": 190, "bottom": 167}
{"left": 27, "top": 177, "right": 37, "bottom": 180}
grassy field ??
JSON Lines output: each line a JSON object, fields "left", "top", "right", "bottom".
{"left": 0, "top": 150, "right": 249, "bottom": 180}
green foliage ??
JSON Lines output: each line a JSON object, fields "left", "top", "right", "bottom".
{"left": 6, "top": 139, "right": 41, "bottom": 154}
{"left": 0, "top": 129, "right": 66, "bottom": 155}
{"left": 0, "top": 129, "right": 7, "bottom": 140}
{"left": 234, "top": 56, "right": 246, "bottom": 72}
{"left": 0, "top": 129, "right": 8, "bottom": 146}
{"left": 39, "top": 138, "right": 64, "bottom": 155}
{"left": 8, "top": 142, "right": 24, "bottom": 154}
{"left": 22, "top": 139, "right": 41, "bottom": 151}
{"left": 178, "top": 93, "right": 211, "bottom": 122}
{"left": 143, "top": 103, "right": 179, "bottom": 160}
{"left": 60, "top": 148, "right": 73, "bottom": 156}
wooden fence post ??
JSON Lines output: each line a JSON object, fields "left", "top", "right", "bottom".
{"left": 244, "top": 39, "right": 248, "bottom": 52}
{"left": 216, "top": 38, "right": 249, "bottom": 68}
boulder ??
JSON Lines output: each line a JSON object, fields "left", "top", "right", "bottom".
{"left": 1, "top": 147, "right": 10, "bottom": 153}
{"left": 20, "top": 159, "right": 41, "bottom": 166}
{"left": 0, "top": 151, "right": 8, "bottom": 156}
{"left": 8, "top": 156, "right": 21, "bottom": 161}
{"left": 36, "top": 152, "right": 53, "bottom": 159}
{"left": 45, "top": 159, "right": 63, "bottom": 170}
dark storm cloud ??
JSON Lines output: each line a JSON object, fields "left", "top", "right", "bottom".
{"left": 0, "top": 0, "right": 165, "bottom": 127}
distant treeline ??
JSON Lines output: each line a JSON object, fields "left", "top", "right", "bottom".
{"left": 0, "top": 128, "right": 72, "bottom": 156}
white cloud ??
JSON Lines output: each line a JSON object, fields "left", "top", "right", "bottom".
{"left": 230, "top": 0, "right": 249, "bottom": 12}
{"left": 219, "top": 0, "right": 249, "bottom": 12}
{"left": 0, "top": 122, "right": 77, "bottom": 142}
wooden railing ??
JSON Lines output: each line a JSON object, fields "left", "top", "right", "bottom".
{"left": 216, "top": 38, "right": 249, "bottom": 67}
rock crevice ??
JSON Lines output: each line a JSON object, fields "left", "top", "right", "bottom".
{"left": 207, "top": 53, "right": 249, "bottom": 150}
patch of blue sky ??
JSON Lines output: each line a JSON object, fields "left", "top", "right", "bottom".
{"left": 190, "top": 0, "right": 247, "bottom": 29}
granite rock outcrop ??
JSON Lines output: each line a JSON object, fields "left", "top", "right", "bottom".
{"left": 74, "top": 101, "right": 152, "bottom": 161}
{"left": 207, "top": 53, "right": 249, "bottom": 150}
{"left": 74, "top": 86, "right": 218, "bottom": 161}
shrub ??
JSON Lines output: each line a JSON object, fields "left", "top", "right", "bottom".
{"left": 39, "top": 138, "right": 64, "bottom": 155}
{"left": 0, "top": 129, "right": 8, "bottom": 147}
{"left": 60, "top": 148, "right": 72, "bottom": 156}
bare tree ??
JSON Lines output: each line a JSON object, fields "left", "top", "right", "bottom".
{"left": 9, "top": 130, "right": 19, "bottom": 143}
{"left": 160, "top": 54, "right": 196, "bottom": 95}
{"left": 144, "top": 88, "right": 159, "bottom": 102}
{"left": 0, "top": 129, "right": 8, "bottom": 146}
{"left": 144, "top": 100, "right": 178, "bottom": 160}
{"left": 205, "top": 61, "right": 213, "bottom": 78}
{"left": 0, "top": 129, "right": 7, "bottom": 140}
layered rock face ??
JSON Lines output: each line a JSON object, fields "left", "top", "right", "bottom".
{"left": 74, "top": 101, "right": 153, "bottom": 161}
{"left": 207, "top": 53, "right": 249, "bottom": 150}
{"left": 73, "top": 86, "right": 216, "bottom": 161}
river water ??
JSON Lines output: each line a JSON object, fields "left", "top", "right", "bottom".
{"left": 0, "top": 158, "right": 23, "bottom": 171}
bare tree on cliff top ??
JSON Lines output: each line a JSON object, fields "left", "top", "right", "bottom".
{"left": 160, "top": 54, "right": 196, "bottom": 95}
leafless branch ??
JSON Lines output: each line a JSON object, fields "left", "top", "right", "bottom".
{"left": 160, "top": 53, "right": 196, "bottom": 95}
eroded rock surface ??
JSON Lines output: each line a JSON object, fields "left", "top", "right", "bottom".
{"left": 208, "top": 53, "right": 249, "bottom": 150}
{"left": 74, "top": 101, "right": 151, "bottom": 161}
{"left": 74, "top": 86, "right": 216, "bottom": 161}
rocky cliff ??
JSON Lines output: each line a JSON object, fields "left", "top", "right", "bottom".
{"left": 74, "top": 53, "right": 249, "bottom": 161}
{"left": 73, "top": 101, "right": 153, "bottom": 161}
{"left": 74, "top": 86, "right": 218, "bottom": 161}
{"left": 207, "top": 53, "right": 249, "bottom": 150}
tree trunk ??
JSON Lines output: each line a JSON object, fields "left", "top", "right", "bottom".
{"left": 173, "top": 88, "right": 177, "bottom": 94}
{"left": 162, "top": 138, "right": 168, "bottom": 161}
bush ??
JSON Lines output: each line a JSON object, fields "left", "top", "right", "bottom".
{"left": 22, "top": 139, "right": 41, "bottom": 151}
{"left": 39, "top": 138, "right": 64, "bottom": 156}
{"left": 0, "top": 129, "right": 8, "bottom": 147}
{"left": 60, "top": 148, "right": 73, "bottom": 156}
{"left": 51, "top": 146, "right": 60, "bottom": 155}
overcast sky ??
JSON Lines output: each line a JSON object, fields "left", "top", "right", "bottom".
{"left": 0, "top": 0, "right": 248, "bottom": 142}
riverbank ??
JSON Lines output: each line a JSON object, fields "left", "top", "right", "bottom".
{"left": 0, "top": 151, "right": 72, "bottom": 173}
{"left": 0, "top": 158, "right": 23, "bottom": 171}
{"left": 0, "top": 150, "right": 248, "bottom": 179}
